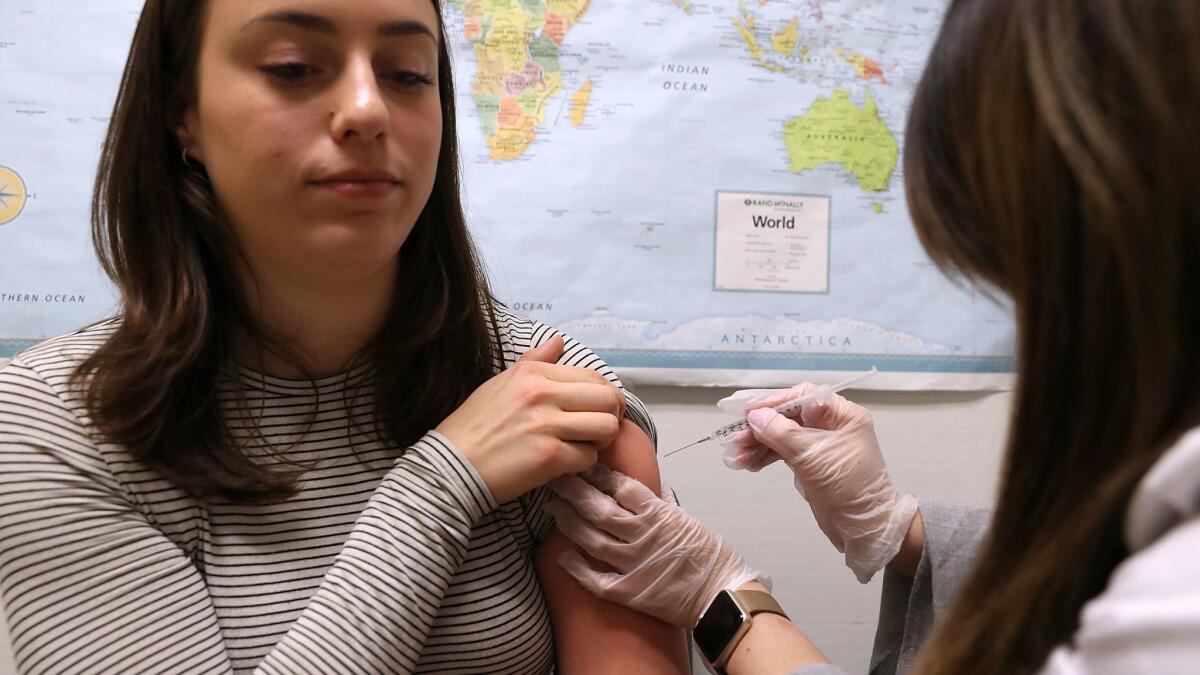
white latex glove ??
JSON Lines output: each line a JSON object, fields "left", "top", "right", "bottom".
{"left": 544, "top": 463, "right": 768, "bottom": 628}
{"left": 720, "top": 385, "right": 918, "bottom": 583}
{"left": 717, "top": 384, "right": 823, "bottom": 472}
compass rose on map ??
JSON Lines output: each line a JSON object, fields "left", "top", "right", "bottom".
{"left": 0, "top": 166, "right": 30, "bottom": 226}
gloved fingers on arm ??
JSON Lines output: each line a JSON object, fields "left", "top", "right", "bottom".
{"left": 558, "top": 549, "right": 627, "bottom": 597}
{"left": 546, "top": 478, "right": 642, "bottom": 543}
{"left": 546, "top": 499, "right": 641, "bottom": 570}
{"left": 580, "top": 463, "right": 659, "bottom": 514}
{"left": 548, "top": 474, "right": 615, "bottom": 519}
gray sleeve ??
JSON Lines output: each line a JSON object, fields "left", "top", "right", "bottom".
{"left": 868, "top": 499, "right": 992, "bottom": 675}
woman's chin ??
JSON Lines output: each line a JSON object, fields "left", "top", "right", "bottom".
{"left": 306, "top": 222, "right": 410, "bottom": 262}
{"left": 288, "top": 232, "right": 405, "bottom": 285}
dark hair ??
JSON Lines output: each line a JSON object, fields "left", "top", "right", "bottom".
{"left": 905, "top": 0, "right": 1200, "bottom": 672}
{"left": 75, "top": 0, "right": 502, "bottom": 502}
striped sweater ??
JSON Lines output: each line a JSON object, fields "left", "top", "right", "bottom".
{"left": 0, "top": 305, "right": 655, "bottom": 674}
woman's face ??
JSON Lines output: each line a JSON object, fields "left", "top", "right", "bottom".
{"left": 179, "top": 0, "right": 443, "bottom": 286}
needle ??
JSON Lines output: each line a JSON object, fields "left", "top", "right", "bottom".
{"left": 663, "top": 367, "right": 878, "bottom": 458}
{"left": 664, "top": 437, "right": 708, "bottom": 457}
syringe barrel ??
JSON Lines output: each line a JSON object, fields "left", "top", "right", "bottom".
{"left": 713, "top": 419, "right": 751, "bottom": 438}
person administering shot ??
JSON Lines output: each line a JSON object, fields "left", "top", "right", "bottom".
{"left": 546, "top": 388, "right": 925, "bottom": 675}
{"left": 546, "top": 0, "right": 1200, "bottom": 671}
{"left": 548, "top": 382, "right": 1200, "bottom": 674}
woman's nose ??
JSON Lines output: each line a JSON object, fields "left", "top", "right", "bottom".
{"left": 329, "top": 59, "right": 388, "bottom": 144}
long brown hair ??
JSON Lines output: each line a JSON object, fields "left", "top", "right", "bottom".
{"left": 905, "top": 0, "right": 1200, "bottom": 671}
{"left": 76, "top": 1, "right": 502, "bottom": 502}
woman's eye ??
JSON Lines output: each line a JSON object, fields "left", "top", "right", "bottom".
{"left": 388, "top": 71, "right": 435, "bottom": 87}
{"left": 259, "top": 63, "right": 317, "bottom": 81}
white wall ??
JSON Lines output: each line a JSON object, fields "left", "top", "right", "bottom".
{"left": 0, "top": 386, "right": 1010, "bottom": 675}
{"left": 637, "top": 385, "right": 1010, "bottom": 674}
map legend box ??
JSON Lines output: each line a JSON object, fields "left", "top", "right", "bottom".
{"left": 714, "top": 191, "right": 831, "bottom": 294}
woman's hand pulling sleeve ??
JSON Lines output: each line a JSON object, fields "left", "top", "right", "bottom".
{"left": 436, "top": 336, "right": 626, "bottom": 505}
{"left": 543, "top": 464, "right": 767, "bottom": 628}
{"left": 720, "top": 385, "right": 918, "bottom": 583}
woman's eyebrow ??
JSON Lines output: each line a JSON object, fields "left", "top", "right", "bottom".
{"left": 245, "top": 10, "right": 336, "bottom": 35}
{"left": 244, "top": 10, "right": 437, "bottom": 43}
{"left": 379, "top": 20, "right": 438, "bottom": 43}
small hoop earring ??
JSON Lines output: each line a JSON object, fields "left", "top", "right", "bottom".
{"left": 181, "top": 147, "right": 199, "bottom": 170}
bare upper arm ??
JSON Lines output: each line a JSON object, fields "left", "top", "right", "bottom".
{"left": 534, "top": 418, "right": 689, "bottom": 674}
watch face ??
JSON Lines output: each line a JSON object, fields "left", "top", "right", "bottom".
{"left": 694, "top": 590, "right": 749, "bottom": 663}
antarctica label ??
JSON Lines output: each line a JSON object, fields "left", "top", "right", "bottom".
{"left": 714, "top": 190, "right": 830, "bottom": 294}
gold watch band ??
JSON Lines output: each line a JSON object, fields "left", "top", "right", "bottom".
{"left": 731, "top": 589, "right": 789, "bottom": 620}
{"left": 708, "top": 589, "right": 790, "bottom": 674}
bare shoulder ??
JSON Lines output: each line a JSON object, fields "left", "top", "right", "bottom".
{"left": 600, "top": 419, "right": 662, "bottom": 496}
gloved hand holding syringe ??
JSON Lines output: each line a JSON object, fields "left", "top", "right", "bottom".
{"left": 664, "top": 367, "right": 879, "bottom": 457}
{"left": 658, "top": 365, "right": 916, "bottom": 582}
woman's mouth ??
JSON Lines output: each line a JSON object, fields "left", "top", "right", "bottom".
{"left": 309, "top": 168, "right": 401, "bottom": 199}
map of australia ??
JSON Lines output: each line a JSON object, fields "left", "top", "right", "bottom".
{"left": 783, "top": 89, "right": 899, "bottom": 192}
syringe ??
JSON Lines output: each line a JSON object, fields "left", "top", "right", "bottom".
{"left": 663, "top": 367, "right": 878, "bottom": 457}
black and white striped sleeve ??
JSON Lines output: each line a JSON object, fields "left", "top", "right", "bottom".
{"left": 513, "top": 319, "right": 660, "bottom": 546}
{"left": 0, "top": 359, "right": 496, "bottom": 674}
{"left": 516, "top": 318, "right": 658, "bottom": 448}
{"left": 260, "top": 431, "right": 497, "bottom": 674}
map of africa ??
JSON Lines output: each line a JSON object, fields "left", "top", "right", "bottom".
{"left": 0, "top": 0, "right": 1014, "bottom": 388}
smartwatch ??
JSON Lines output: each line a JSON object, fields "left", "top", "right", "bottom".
{"left": 693, "top": 588, "right": 789, "bottom": 674}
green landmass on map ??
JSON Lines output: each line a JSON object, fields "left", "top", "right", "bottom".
{"left": 783, "top": 89, "right": 899, "bottom": 192}
{"left": 452, "top": 0, "right": 588, "bottom": 160}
